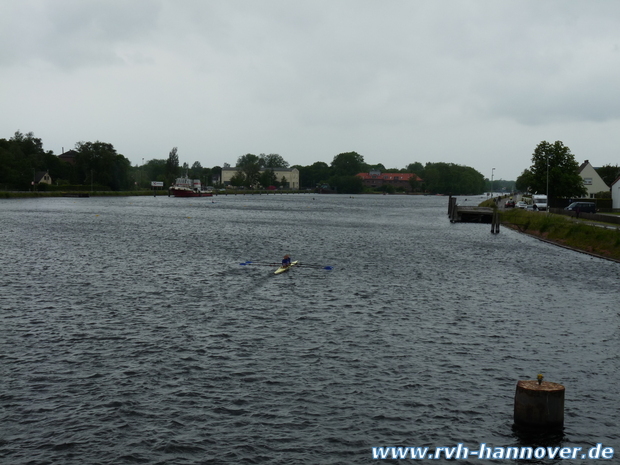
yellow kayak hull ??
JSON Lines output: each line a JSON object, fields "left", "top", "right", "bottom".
{"left": 274, "top": 260, "right": 298, "bottom": 275}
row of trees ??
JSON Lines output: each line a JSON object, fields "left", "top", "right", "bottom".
{"left": 0, "top": 133, "right": 219, "bottom": 192}
{"left": 1, "top": 130, "right": 507, "bottom": 195}
{"left": 1, "top": 131, "right": 60, "bottom": 190}
{"left": 294, "top": 152, "right": 487, "bottom": 194}
{"left": 0, "top": 132, "right": 135, "bottom": 191}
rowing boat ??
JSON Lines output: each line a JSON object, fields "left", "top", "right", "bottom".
{"left": 274, "top": 260, "right": 298, "bottom": 275}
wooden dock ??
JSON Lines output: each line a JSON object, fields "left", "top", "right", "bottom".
{"left": 448, "top": 196, "right": 500, "bottom": 233}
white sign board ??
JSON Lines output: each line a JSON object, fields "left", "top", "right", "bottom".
{"left": 151, "top": 181, "right": 164, "bottom": 187}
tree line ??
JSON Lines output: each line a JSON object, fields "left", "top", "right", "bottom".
{"left": 293, "top": 152, "right": 487, "bottom": 194}
{"left": 1, "top": 131, "right": 491, "bottom": 194}
{"left": 0, "top": 132, "right": 135, "bottom": 191}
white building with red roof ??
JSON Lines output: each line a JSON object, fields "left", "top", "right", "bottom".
{"left": 356, "top": 170, "right": 423, "bottom": 192}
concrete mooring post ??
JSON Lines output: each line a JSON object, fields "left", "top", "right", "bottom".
{"left": 514, "top": 376, "right": 565, "bottom": 430}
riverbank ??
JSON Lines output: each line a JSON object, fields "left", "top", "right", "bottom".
{"left": 0, "top": 189, "right": 306, "bottom": 199}
{"left": 0, "top": 190, "right": 430, "bottom": 199}
{"left": 0, "top": 191, "right": 158, "bottom": 198}
{"left": 501, "top": 208, "right": 620, "bottom": 262}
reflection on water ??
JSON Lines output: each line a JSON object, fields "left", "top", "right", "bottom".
{"left": 1, "top": 194, "right": 618, "bottom": 464}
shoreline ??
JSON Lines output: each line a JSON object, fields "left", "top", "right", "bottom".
{"left": 503, "top": 222, "right": 620, "bottom": 264}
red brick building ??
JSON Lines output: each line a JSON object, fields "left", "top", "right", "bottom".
{"left": 356, "top": 170, "right": 423, "bottom": 192}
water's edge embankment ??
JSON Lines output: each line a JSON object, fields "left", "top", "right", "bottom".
{"left": 503, "top": 219, "right": 620, "bottom": 264}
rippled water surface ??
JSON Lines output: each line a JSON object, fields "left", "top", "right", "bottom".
{"left": 1, "top": 194, "right": 619, "bottom": 464}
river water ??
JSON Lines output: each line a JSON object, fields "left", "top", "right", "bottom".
{"left": 1, "top": 194, "right": 618, "bottom": 464}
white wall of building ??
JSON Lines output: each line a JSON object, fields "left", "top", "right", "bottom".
{"left": 612, "top": 178, "right": 620, "bottom": 209}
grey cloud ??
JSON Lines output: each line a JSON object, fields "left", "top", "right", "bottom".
{"left": 2, "top": 0, "right": 620, "bottom": 181}
{"left": 0, "top": 0, "right": 161, "bottom": 68}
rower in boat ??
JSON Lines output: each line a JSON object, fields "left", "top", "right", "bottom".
{"left": 274, "top": 255, "right": 298, "bottom": 275}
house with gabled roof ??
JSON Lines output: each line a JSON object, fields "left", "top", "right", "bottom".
{"left": 356, "top": 170, "right": 423, "bottom": 192}
{"left": 578, "top": 160, "right": 609, "bottom": 198}
{"left": 35, "top": 171, "right": 52, "bottom": 185}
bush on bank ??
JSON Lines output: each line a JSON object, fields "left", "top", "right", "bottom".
{"left": 501, "top": 208, "right": 620, "bottom": 261}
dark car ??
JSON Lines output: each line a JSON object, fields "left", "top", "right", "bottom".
{"left": 505, "top": 200, "right": 515, "bottom": 208}
{"left": 565, "top": 202, "right": 596, "bottom": 213}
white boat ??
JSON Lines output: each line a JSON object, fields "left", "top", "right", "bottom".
{"left": 169, "top": 174, "right": 213, "bottom": 197}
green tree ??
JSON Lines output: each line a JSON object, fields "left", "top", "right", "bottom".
{"left": 260, "top": 153, "right": 289, "bottom": 168}
{"left": 211, "top": 166, "right": 222, "bottom": 186}
{"left": 75, "top": 141, "right": 131, "bottom": 190}
{"left": 408, "top": 175, "right": 424, "bottom": 193}
{"left": 406, "top": 162, "right": 424, "bottom": 173}
{"left": 515, "top": 169, "right": 533, "bottom": 192}
{"left": 166, "top": 147, "right": 179, "bottom": 185}
{"left": 190, "top": 161, "right": 202, "bottom": 179}
{"left": 297, "top": 161, "right": 331, "bottom": 189}
{"left": 144, "top": 159, "right": 167, "bottom": 185}
{"left": 595, "top": 164, "right": 620, "bottom": 188}
{"left": 258, "top": 169, "right": 278, "bottom": 188}
{"left": 331, "top": 151, "right": 367, "bottom": 176}
{"left": 236, "top": 153, "right": 262, "bottom": 187}
{"left": 0, "top": 131, "right": 64, "bottom": 189}
{"left": 378, "top": 183, "right": 396, "bottom": 194}
{"left": 528, "top": 141, "right": 586, "bottom": 202}
{"left": 423, "top": 162, "right": 485, "bottom": 195}
{"left": 406, "top": 162, "right": 426, "bottom": 191}
{"left": 230, "top": 171, "right": 245, "bottom": 187}
{"left": 368, "top": 163, "right": 386, "bottom": 172}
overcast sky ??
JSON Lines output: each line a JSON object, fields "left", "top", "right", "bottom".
{"left": 2, "top": 1, "right": 619, "bottom": 180}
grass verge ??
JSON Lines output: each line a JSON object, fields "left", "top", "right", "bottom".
{"left": 501, "top": 208, "right": 620, "bottom": 262}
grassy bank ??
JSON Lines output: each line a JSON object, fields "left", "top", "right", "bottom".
{"left": 501, "top": 208, "right": 620, "bottom": 262}
{"left": 0, "top": 191, "right": 164, "bottom": 198}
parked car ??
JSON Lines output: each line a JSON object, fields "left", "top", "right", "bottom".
{"left": 505, "top": 199, "right": 515, "bottom": 208}
{"left": 515, "top": 201, "right": 528, "bottom": 209}
{"left": 565, "top": 202, "right": 596, "bottom": 213}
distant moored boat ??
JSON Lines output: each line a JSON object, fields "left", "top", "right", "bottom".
{"left": 169, "top": 174, "right": 213, "bottom": 197}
